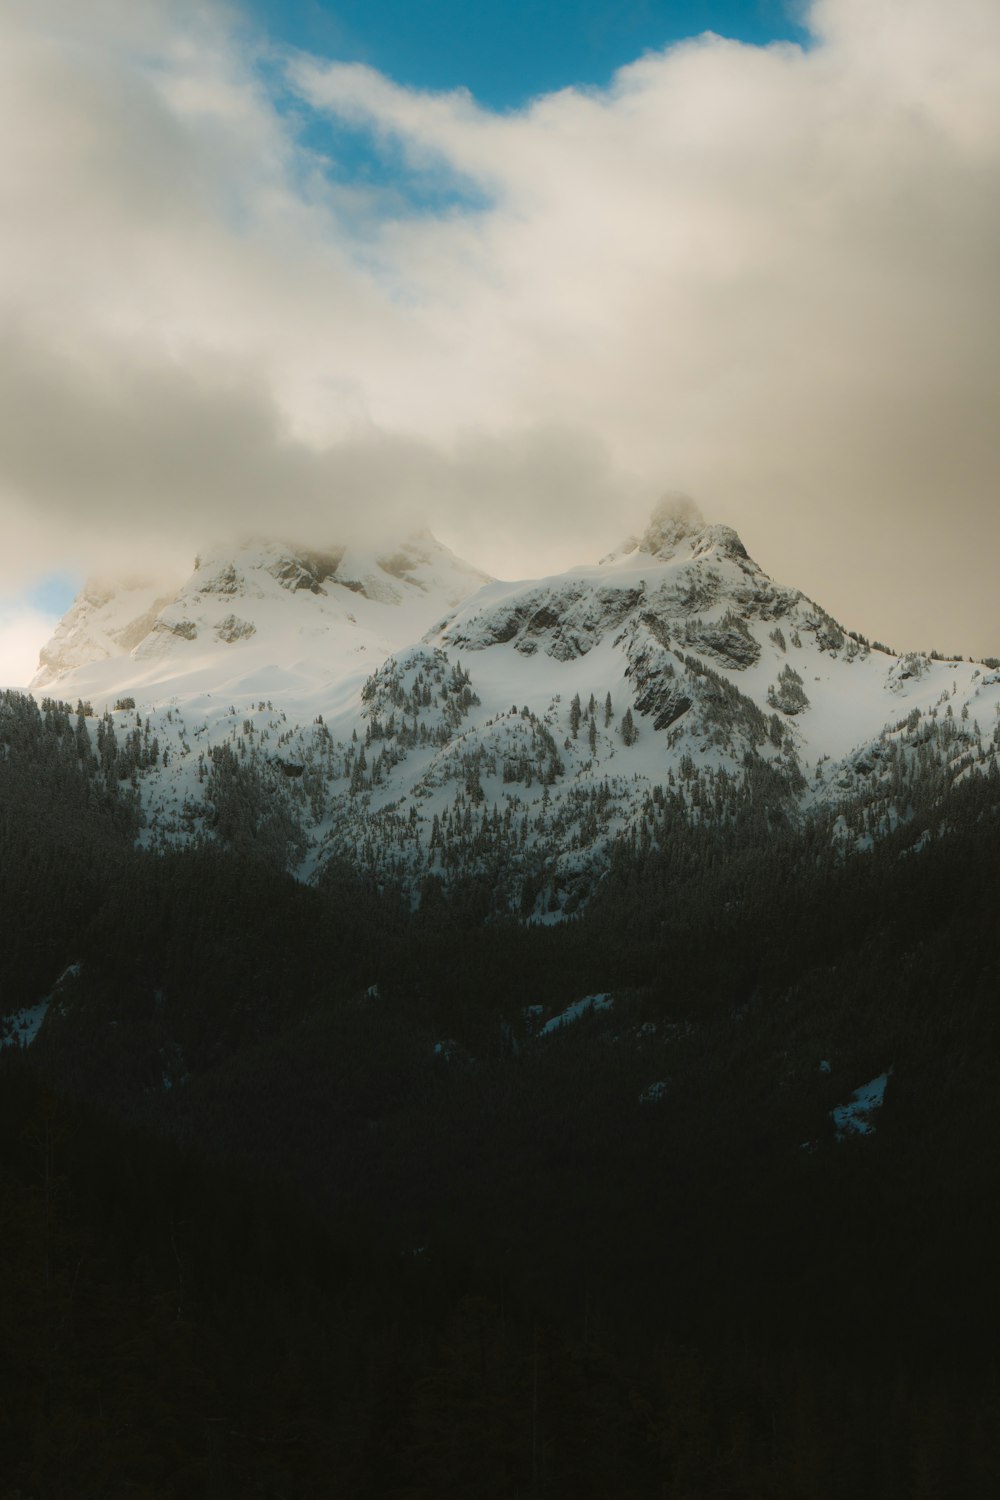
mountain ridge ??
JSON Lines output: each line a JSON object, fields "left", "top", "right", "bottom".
{"left": 28, "top": 498, "right": 1000, "bottom": 912}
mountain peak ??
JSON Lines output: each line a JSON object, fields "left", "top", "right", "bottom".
{"left": 640, "top": 494, "right": 705, "bottom": 554}
{"left": 30, "top": 528, "right": 491, "bottom": 697}
{"left": 600, "top": 494, "right": 749, "bottom": 567}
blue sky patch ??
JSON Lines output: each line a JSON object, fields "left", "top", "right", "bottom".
{"left": 27, "top": 574, "right": 80, "bottom": 616}
{"left": 246, "top": 1, "right": 805, "bottom": 217}
{"left": 245, "top": 1, "right": 804, "bottom": 110}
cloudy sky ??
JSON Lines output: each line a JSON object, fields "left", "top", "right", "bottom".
{"left": 1, "top": 0, "right": 998, "bottom": 683}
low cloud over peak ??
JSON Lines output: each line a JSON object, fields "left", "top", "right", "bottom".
{"left": 2, "top": 0, "right": 999, "bottom": 657}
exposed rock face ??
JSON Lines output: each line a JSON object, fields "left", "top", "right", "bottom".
{"left": 266, "top": 551, "right": 342, "bottom": 595}
{"left": 197, "top": 562, "right": 242, "bottom": 596}
{"left": 680, "top": 611, "right": 761, "bottom": 670}
{"left": 154, "top": 619, "right": 198, "bottom": 641}
{"left": 216, "top": 615, "right": 256, "bottom": 644}
{"left": 443, "top": 583, "right": 645, "bottom": 660}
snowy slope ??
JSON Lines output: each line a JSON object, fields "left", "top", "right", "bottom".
{"left": 430, "top": 496, "right": 998, "bottom": 783}
{"left": 31, "top": 500, "right": 1000, "bottom": 908}
{"left": 32, "top": 532, "right": 490, "bottom": 713}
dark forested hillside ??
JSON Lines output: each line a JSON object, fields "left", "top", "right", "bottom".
{"left": 3, "top": 687, "right": 1000, "bottom": 1496}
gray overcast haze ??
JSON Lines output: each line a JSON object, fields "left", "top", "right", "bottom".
{"left": 1, "top": 0, "right": 999, "bottom": 673}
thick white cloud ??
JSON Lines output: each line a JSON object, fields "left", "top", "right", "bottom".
{"left": 2, "top": 0, "right": 999, "bottom": 655}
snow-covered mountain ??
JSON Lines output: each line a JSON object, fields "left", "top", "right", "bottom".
{"left": 31, "top": 500, "right": 1000, "bottom": 911}
{"left": 33, "top": 532, "right": 490, "bottom": 704}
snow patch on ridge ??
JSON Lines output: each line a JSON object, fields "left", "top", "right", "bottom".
{"left": 540, "top": 993, "right": 614, "bottom": 1035}
{"left": 833, "top": 1072, "right": 891, "bottom": 1139}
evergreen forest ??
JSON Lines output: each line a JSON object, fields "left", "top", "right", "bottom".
{"left": 2, "top": 689, "right": 1000, "bottom": 1497}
